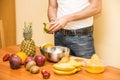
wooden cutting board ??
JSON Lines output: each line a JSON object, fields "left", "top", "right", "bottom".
{"left": 0, "top": 45, "right": 120, "bottom": 80}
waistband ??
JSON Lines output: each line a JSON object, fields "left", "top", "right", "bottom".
{"left": 59, "top": 25, "right": 93, "bottom": 36}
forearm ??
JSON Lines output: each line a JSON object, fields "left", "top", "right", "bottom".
{"left": 48, "top": 0, "right": 58, "bottom": 22}
{"left": 48, "top": 6, "right": 57, "bottom": 22}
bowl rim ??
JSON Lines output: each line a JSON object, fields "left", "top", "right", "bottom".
{"left": 43, "top": 46, "right": 70, "bottom": 52}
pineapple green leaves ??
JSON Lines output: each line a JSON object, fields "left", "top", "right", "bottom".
{"left": 24, "top": 22, "right": 32, "bottom": 34}
{"left": 23, "top": 22, "right": 33, "bottom": 40}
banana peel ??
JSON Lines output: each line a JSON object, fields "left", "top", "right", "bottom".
{"left": 53, "top": 68, "right": 81, "bottom": 75}
{"left": 43, "top": 23, "right": 51, "bottom": 32}
{"left": 67, "top": 59, "right": 82, "bottom": 68}
{"left": 58, "top": 56, "right": 70, "bottom": 63}
{"left": 53, "top": 59, "right": 82, "bottom": 75}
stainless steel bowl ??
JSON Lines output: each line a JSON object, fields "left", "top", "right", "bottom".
{"left": 41, "top": 46, "right": 70, "bottom": 62}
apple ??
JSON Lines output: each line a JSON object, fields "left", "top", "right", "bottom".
{"left": 34, "top": 55, "right": 46, "bottom": 66}
{"left": 9, "top": 54, "right": 22, "bottom": 69}
{"left": 24, "top": 56, "right": 34, "bottom": 67}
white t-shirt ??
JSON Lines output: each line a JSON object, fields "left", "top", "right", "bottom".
{"left": 57, "top": 0, "right": 93, "bottom": 30}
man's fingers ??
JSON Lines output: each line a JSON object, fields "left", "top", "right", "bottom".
{"left": 49, "top": 22, "right": 62, "bottom": 32}
{"left": 52, "top": 24, "right": 61, "bottom": 32}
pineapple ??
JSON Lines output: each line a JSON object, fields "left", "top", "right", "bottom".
{"left": 20, "top": 22, "right": 36, "bottom": 57}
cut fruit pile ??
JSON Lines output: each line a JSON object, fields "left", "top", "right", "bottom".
{"left": 40, "top": 43, "right": 54, "bottom": 51}
{"left": 85, "top": 54, "right": 105, "bottom": 73}
{"left": 40, "top": 43, "right": 54, "bottom": 55}
{"left": 53, "top": 56, "right": 82, "bottom": 75}
{"left": 53, "top": 54, "right": 105, "bottom": 75}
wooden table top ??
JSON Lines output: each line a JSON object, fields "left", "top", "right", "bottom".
{"left": 0, "top": 45, "right": 120, "bottom": 80}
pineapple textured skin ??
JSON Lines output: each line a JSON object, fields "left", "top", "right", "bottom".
{"left": 21, "top": 39, "right": 36, "bottom": 57}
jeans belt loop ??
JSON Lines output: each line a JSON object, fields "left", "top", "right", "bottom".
{"left": 73, "top": 30, "right": 77, "bottom": 35}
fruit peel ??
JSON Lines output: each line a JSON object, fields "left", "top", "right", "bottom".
{"left": 43, "top": 23, "right": 51, "bottom": 32}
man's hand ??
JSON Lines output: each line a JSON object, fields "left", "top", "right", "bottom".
{"left": 48, "top": 16, "right": 69, "bottom": 33}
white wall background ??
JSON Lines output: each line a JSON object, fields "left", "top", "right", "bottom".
{"left": 15, "top": 0, "right": 54, "bottom": 46}
{"left": 15, "top": 0, "right": 120, "bottom": 68}
{"left": 94, "top": 0, "right": 120, "bottom": 68}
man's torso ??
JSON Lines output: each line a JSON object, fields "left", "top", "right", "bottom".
{"left": 57, "top": 0, "right": 93, "bottom": 30}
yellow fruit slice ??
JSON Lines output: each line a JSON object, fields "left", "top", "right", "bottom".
{"left": 40, "top": 43, "right": 54, "bottom": 49}
{"left": 53, "top": 68, "right": 79, "bottom": 75}
{"left": 53, "top": 63, "right": 75, "bottom": 71}
{"left": 44, "top": 43, "right": 54, "bottom": 48}
{"left": 16, "top": 52, "right": 28, "bottom": 64}
{"left": 86, "top": 65, "right": 104, "bottom": 73}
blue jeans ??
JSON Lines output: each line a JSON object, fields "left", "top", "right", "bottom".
{"left": 54, "top": 31, "right": 95, "bottom": 59}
